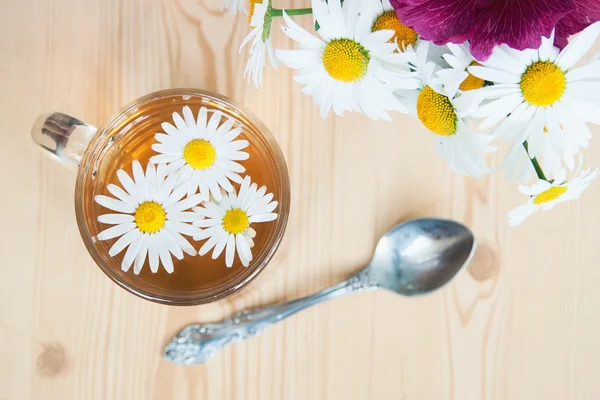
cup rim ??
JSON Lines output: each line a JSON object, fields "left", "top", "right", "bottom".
{"left": 74, "top": 88, "right": 290, "bottom": 306}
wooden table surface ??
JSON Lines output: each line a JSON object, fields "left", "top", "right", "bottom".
{"left": 2, "top": 0, "right": 600, "bottom": 399}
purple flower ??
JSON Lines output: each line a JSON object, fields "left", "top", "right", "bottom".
{"left": 389, "top": 0, "right": 600, "bottom": 61}
{"left": 555, "top": 0, "right": 600, "bottom": 48}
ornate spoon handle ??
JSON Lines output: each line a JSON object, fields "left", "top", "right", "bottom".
{"left": 164, "top": 270, "right": 379, "bottom": 364}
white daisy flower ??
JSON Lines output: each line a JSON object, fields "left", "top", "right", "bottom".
{"left": 393, "top": 40, "right": 451, "bottom": 115}
{"left": 192, "top": 176, "right": 278, "bottom": 267}
{"left": 436, "top": 42, "right": 485, "bottom": 99}
{"left": 466, "top": 22, "right": 600, "bottom": 162}
{"left": 412, "top": 43, "right": 494, "bottom": 177}
{"left": 222, "top": 0, "right": 245, "bottom": 15}
{"left": 149, "top": 106, "right": 249, "bottom": 201}
{"left": 276, "top": 0, "right": 419, "bottom": 120}
{"left": 508, "top": 161, "right": 598, "bottom": 226}
{"left": 239, "top": 0, "right": 279, "bottom": 88}
{"left": 94, "top": 161, "right": 204, "bottom": 274}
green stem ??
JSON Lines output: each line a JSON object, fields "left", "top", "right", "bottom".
{"left": 523, "top": 141, "right": 547, "bottom": 181}
{"left": 271, "top": 8, "right": 313, "bottom": 17}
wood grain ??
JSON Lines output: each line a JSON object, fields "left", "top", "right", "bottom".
{"left": 1, "top": 0, "right": 600, "bottom": 398}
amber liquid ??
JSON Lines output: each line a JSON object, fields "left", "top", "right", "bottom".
{"left": 77, "top": 91, "right": 288, "bottom": 303}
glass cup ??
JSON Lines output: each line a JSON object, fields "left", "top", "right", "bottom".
{"left": 31, "top": 89, "right": 290, "bottom": 305}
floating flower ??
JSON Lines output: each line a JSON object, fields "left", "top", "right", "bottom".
{"left": 466, "top": 23, "right": 600, "bottom": 166}
{"left": 192, "top": 176, "right": 278, "bottom": 267}
{"left": 508, "top": 160, "right": 598, "bottom": 226}
{"left": 411, "top": 43, "right": 494, "bottom": 177}
{"left": 389, "top": 0, "right": 598, "bottom": 61}
{"left": 94, "top": 161, "right": 203, "bottom": 274}
{"left": 239, "top": 0, "right": 278, "bottom": 88}
{"left": 276, "top": 0, "right": 419, "bottom": 119}
{"left": 150, "top": 106, "right": 249, "bottom": 201}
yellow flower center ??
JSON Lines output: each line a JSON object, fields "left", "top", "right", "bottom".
{"left": 322, "top": 38, "right": 370, "bottom": 82}
{"left": 135, "top": 201, "right": 166, "bottom": 233}
{"left": 533, "top": 186, "right": 567, "bottom": 205}
{"left": 371, "top": 11, "right": 418, "bottom": 51}
{"left": 459, "top": 61, "right": 485, "bottom": 91}
{"left": 222, "top": 208, "right": 250, "bottom": 235}
{"left": 416, "top": 86, "right": 457, "bottom": 136}
{"left": 248, "top": 0, "right": 262, "bottom": 25}
{"left": 520, "top": 61, "right": 566, "bottom": 107}
{"left": 183, "top": 139, "right": 217, "bottom": 170}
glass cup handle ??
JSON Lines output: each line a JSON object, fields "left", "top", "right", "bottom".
{"left": 31, "top": 113, "right": 97, "bottom": 167}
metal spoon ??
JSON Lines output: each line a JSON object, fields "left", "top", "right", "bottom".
{"left": 163, "top": 218, "right": 475, "bottom": 364}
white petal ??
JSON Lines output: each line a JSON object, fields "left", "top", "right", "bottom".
{"left": 173, "top": 111, "right": 191, "bottom": 136}
{"left": 94, "top": 195, "right": 136, "bottom": 214}
{"left": 167, "top": 211, "right": 203, "bottom": 223}
{"left": 133, "top": 237, "right": 149, "bottom": 275}
{"left": 211, "top": 230, "right": 229, "bottom": 260}
{"left": 245, "top": 234, "right": 255, "bottom": 248}
{"left": 225, "top": 234, "right": 236, "bottom": 267}
{"left": 476, "top": 94, "right": 524, "bottom": 129}
{"left": 194, "top": 218, "right": 222, "bottom": 228}
{"left": 196, "top": 107, "right": 208, "bottom": 129}
{"left": 147, "top": 235, "right": 160, "bottom": 273}
{"left": 218, "top": 140, "right": 249, "bottom": 153}
{"left": 194, "top": 202, "right": 225, "bottom": 219}
{"left": 109, "top": 228, "right": 141, "bottom": 257}
{"left": 161, "top": 121, "right": 182, "bottom": 138}
{"left": 207, "top": 110, "right": 223, "bottom": 133}
{"left": 165, "top": 194, "right": 205, "bottom": 213}
{"left": 156, "top": 172, "right": 178, "bottom": 203}
{"left": 156, "top": 232, "right": 174, "bottom": 273}
{"left": 468, "top": 66, "right": 519, "bottom": 84}
{"left": 555, "top": 22, "right": 600, "bottom": 71}
{"left": 163, "top": 183, "right": 188, "bottom": 209}
{"left": 215, "top": 159, "right": 245, "bottom": 173}
{"left": 245, "top": 186, "right": 267, "bottom": 210}
{"left": 199, "top": 230, "right": 222, "bottom": 256}
{"left": 117, "top": 169, "right": 142, "bottom": 199}
{"left": 145, "top": 162, "right": 157, "bottom": 200}
{"left": 182, "top": 106, "right": 197, "bottom": 130}
{"left": 240, "top": 184, "right": 258, "bottom": 210}
{"left": 508, "top": 203, "right": 539, "bottom": 226}
{"left": 98, "top": 213, "right": 134, "bottom": 225}
{"left": 220, "top": 151, "right": 250, "bottom": 161}
{"left": 193, "top": 225, "right": 221, "bottom": 241}
{"left": 236, "top": 234, "right": 252, "bottom": 267}
{"left": 166, "top": 228, "right": 197, "bottom": 256}
{"left": 164, "top": 220, "right": 199, "bottom": 237}
{"left": 122, "top": 234, "right": 143, "bottom": 272}
{"left": 249, "top": 213, "right": 278, "bottom": 223}
{"left": 97, "top": 222, "right": 136, "bottom": 240}
{"left": 132, "top": 160, "right": 145, "bottom": 186}
{"left": 216, "top": 117, "right": 236, "bottom": 136}
{"left": 106, "top": 184, "right": 138, "bottom": 207}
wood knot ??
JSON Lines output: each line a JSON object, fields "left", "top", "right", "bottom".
{"left": 36, "top": 342, "right": 68, "bottom": 378}
{"left": 467, "top": 242, "right": 501, "bottom": 282}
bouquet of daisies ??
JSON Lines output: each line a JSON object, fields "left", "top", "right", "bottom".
{"left": 233, "top": 0, "right": 600, "bottom": 226}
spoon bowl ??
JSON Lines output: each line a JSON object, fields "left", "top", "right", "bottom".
{"left": 368, "top": 218, "right": 475, "bottom": 296}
